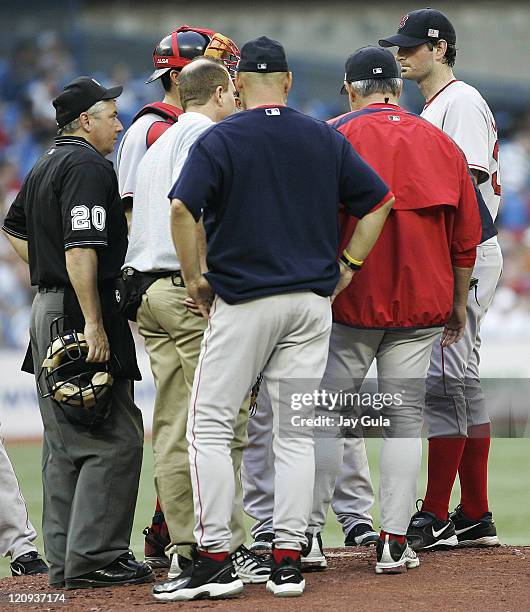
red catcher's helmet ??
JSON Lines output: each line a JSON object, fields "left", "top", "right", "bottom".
{"left": 146, "top": 25, "right": 240, "bottom": 83}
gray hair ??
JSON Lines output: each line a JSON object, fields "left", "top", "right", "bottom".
{"left": 58, "top": 99, "right": 108, "bottom": 135}
{"left": 347, "top": 77, "right": 402, "bottom": 98}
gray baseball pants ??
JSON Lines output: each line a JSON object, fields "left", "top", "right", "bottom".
{"left": 187, "top": 292, "right": 331, "bottom": 552}
{"left": 309, "top": 323, "right": 441, "bottom": 536}
{"left": 425, "top": 242, "right": 503, "bottom": 437}
{"left": 0, "top": 435, "right": 38, "bottom": 561}
{"left": 242, "top": 392, "right": 375, "bottom": 540}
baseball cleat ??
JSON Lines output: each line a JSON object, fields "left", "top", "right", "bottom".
{"left": 345, "top": 523, "right": 379, "bottom": 547}
{"left": 231, "top": 545, "right": 271, "bottom": 583}
{"left": 249, "top": 531, "right": 274, "bottom": 558}
{"left": 266, "top": 555, "right": 305, "bottom": 597}
{"left": 168, "top": 552, "right": 192, "bottom": 579}
{"left": 375, "top": 535, "right": 420, "bottom": 574}
{"left": 450, "top": 505, "right": 500, "bottom": 547}
{"left": 301, "top": 532, "right": 327, "bottom": 571}
{"left": 153, "top": 548, "right": 243, "bottom": 602}
{"left": 406, "top": 510, "right": 458, "bottom": 551}
{"left": 143, "top": 512, "right": 171, "bottom": 569}
{"left": 10, "top": 551, "right": 48, "bottom": 576}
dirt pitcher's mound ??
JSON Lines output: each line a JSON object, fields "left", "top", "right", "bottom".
{"left": 1, "top": 546, "right": 528, "bottom": 611}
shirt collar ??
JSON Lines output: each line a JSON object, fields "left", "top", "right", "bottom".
{"left": 365, "top": 102, "right": 402, "bottom": 110}
{"left": 54, "top": 135, "right": 100, "bottom": 155}
{"left": 178, "top": 112, "right": 214, "bottom": 125}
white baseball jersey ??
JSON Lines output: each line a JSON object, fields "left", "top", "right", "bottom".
{"left": 116, "top": 114, "right": 161, "bottom": 200}
{"left": 124, "top": 112, "right": 213, "bottom": 272}
{"left": 421, "top": 80, "right": 501, "bottom": 244}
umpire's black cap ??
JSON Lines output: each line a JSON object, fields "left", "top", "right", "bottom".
{"left": 340, "top": 47, "right": 400, "bottom": 94}
{"left": 235, "top": 36, "right": 289, "bottom": 73}
{"left": 53, "top": 77, "right": 123, "bottom": 128}
{"left": 379, "top": 8, "right": 456, "bottom": 48}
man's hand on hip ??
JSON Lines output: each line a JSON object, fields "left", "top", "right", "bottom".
{"left": 331, "top": 262, "right": 354, "bottom": 303}
{"left": 187, "top": 276, "right": 215, "bottom": 319}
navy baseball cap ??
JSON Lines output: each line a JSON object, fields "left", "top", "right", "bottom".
{"left": 340, "top": 46, "right": 400, "bottom": 94}
{"left": 379, "top": 8, "right": 456, "bottom": 48}
{"left": 53, "top": 77, "right": 122, "bottom": 128}
{"left": 236, "top": 36, "right": 289, "bottom": 73}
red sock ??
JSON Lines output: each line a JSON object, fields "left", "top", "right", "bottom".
{"left": 273, "top": 548, "right": 299, "bottom": 563}
{"left": 155, "top": 499, "right": 162, "bottom": 513}
{"left": 380, "top": 531, "right": 406, "bottom": 545}
{"left": 422, "top": 437, "right": 466, "bottom": 520}
{"left": 458, "top": 423, "right": 491, "bottom": 520}
{"left": 198, "top": 550, "right": 229, "bottom": 562}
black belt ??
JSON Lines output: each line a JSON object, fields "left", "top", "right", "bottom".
{"left": 121, "top": 268, "right": 185, "bottom": 288}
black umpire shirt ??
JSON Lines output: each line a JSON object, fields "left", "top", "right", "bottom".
{"left": 2, "top": 136, "right": 127, "bottom": 287}
{"left": 2, "top": 135, "right": 140, "bottom": 380}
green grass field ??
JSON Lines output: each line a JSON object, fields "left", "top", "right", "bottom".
{"left": 1, "top": 438, "right": 529, "bottom": 578}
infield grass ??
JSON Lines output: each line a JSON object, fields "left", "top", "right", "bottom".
{"left": 1, "top": 438, "right": 529, "bottom": 578}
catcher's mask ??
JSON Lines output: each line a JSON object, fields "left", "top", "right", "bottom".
{"left": 37, "top": 316, "right": 113, "bottom": 427}
{"left": 147, "top": 25, "right": 240, "bottom": 83}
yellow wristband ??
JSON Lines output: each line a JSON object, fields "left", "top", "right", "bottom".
{"left": 342, "top": 250, "right": 364, "bottom": 267}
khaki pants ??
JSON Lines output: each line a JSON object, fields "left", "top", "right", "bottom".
{"left": 137, "top": 278, "right": 247, "bottom": 558}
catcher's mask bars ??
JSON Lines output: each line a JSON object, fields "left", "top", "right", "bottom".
{"left": 147, "top": 25, "right": 240, "bottom": 83}
{"left": 37, "top": 316, "right": 113, "bottom": 427}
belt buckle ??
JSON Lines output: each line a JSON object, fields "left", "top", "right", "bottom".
{"left": 171, "top": 272, "right": 185, "bottom": 288}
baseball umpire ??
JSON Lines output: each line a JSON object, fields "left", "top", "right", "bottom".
{"left": 379, "top": 7, "right": 502, "bottom": 550}
{"left": 117, "top": 25, "right": 240, "bottom": 568}
{"left": 152, "top": 36, "right": 394, "bottom": 601}
{"left": 2, "top": 77, "right": 152, "bottom": 589}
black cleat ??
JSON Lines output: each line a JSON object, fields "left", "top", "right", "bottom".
{"left": 375, "top": 535, "right": 420, "bottom": 574}
{"left": 266, "top": 554, "right": 305, "bottom": 597}
{"left": 249, "top": 531, "right": 274, "bottom": 558}
{"left": 301, "top": 532, "right": 327, "bottom": 571}
{"left": 450, "top": 505, "right": 500, "bottom": 547}
{"left": 407, "top": 510, "right": 458, "bottom": 551}
{"left": 152, "top": 547, "right": 243, "bottom": 601}
{"left": 10, "top": 552, "right": 48, "bottom": 576}
{"left": 143, "top": 511, "right": 171, "bottom": 569}
{"left": 345, "top": 523, "right": 379, "bottom": 547}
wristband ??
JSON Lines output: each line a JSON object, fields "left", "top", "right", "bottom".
{"left": 340, "top": 250, "right": 364, "bottom": 270}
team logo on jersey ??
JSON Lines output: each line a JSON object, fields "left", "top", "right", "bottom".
{"left": 398, "top": 14, "right": 409, "bottom": 29}
{"left": 387, "top": 115, "right": 401, "bottom": 122}
{"left": 265, "top": 108, "right": 280, "bottom": 116}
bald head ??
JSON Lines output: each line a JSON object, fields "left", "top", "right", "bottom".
{"left": 178, "top": 57, "right": 230, "bottom": 110}
{"left": 235, "top": 71, "right": 292, "bottom": 109}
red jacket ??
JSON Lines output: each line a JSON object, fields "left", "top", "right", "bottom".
{"left": 331, "top": 103, "right": 481, "bottom": 329}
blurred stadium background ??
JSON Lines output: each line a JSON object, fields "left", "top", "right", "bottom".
{"left": 0, "top": 0, "right": 529, "bottom": 577}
